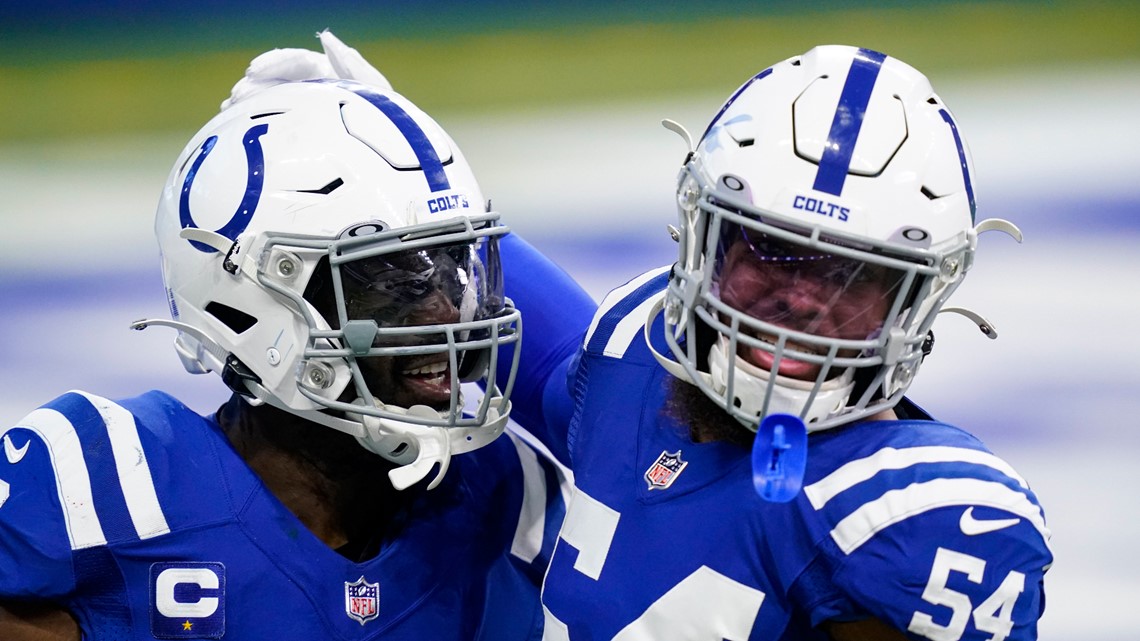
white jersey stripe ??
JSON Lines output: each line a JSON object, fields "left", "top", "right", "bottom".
{"left": 507, "top": 431, "right": 547, "bottom": 564}
{"left": 508, "top": 423, "right": 574, "bottom": 506}
{"left": 829, "top": 477, "right": 1051, "bottom": 555}
{"left": 804, "top": 445, "right": 1029, "bottom": 509}
{"left": 603, "top": 291, "right": 665, "bottom": 358}
{"left": 9, "top": 409, "right": 107, "bottom": 550}
{"left": 584, "top": 266, "right": 670, "bottom": 347}
{"left": 76, "top": 392, "right": 170, "bottom": 540}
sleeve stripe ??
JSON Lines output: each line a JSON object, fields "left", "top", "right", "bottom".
{"left": 507, "top": 431, "right": 547, "bottom": 564}
{"left": 11, "top": 408, "right": 107, "bottom": 550}
{"left": 829, "top": 477, "right": 1052, "bottom": 555}
{"left": 601, "top": 291, "right": 665, "bottom": 358}
{"left": 804, "top": 445, "right": 1029, "bottom": 509}
{"left": 76, "top": 392, "right": 170, "bottom": 540}
{"left": 584, "top": 266, "right": 671, "bottom": 348}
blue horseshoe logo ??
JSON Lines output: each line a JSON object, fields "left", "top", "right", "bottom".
{"left": 180, "top": 123, "right": 269, "bottom": 253}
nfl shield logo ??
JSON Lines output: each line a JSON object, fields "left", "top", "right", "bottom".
{"left": 344, "top": 576, "right": 380, "bottom": 625}
{"left": 645, "top": 450, "right": 688, "bottom": 490}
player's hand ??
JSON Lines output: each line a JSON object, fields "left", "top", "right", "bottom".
{"left": 221, "top": 30, "right": 392, "bottom": 111}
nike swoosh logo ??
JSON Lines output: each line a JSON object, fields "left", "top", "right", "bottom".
{"left": 4, "top": 435, "right": 29, "bottom": 464}
{"left": 959, "top": 506, "right": 1020, "bottom": 536}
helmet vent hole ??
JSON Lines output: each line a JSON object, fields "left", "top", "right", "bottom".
{"left": 296, "top": 177, "right": 345, "bottom": 195}
{"left": 737, "top": 139, "right": 755, "bottom": 148}
{"left": 205, "top": 302, "right": 257, "bottom": 334}
{"left": 250, "top": 111, "right": 285, "bottom": 120}
{"left": 927, "top": 97, "right": 939, "bottom": 105}
{"left": 920, "top": 185, "right": 940, "bottom": 201}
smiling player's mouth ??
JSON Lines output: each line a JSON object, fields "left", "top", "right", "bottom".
{"left": 400, "top": 357, "right": 453, "bottom": 406}
{"left": 738, "top": 332, "right": 824, "bottom": 381}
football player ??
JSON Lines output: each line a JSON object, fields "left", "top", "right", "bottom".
{"left": 199, "top": 37, "right": 1053, "bottom": 640}
{"left": 0, "top": 35, "right": 565, "bottom": 640}
{"left": 496, "top": 46, "right": 1053, "bottom": 639}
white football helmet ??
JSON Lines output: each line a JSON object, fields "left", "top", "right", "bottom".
{"left": 653, "top": 45, "right": 1019, "bottom": 432}
{"left": 134, "top": 80, "right": 521, "bottom": 489}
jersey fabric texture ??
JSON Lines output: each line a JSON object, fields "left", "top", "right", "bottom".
{"left": 0, "top": 389, "right": 564, "bottom": 640}
{"left": 496, "top": 234, "right": 1052, "bottom": 640}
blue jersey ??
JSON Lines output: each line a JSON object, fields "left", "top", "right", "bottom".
{"left": 0, "top": 390, "right": 565, "bottom": 640}
{"left": 496, "top": 236, "right": 1052, "bottom": 640}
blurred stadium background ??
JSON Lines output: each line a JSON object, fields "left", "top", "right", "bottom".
{"left": 1, "top": 1, "right": 1138, "bottom": 637}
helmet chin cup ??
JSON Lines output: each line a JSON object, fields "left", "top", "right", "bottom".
{"left": 386, "top": 432, "right": 449, "bottom": 491}
{"left": 707, "top": 336, "right": 853, "bottom": 431}
{"left": 352, "top": 403, "right": 450, "bottom": 490}
{"left": 351, "top": 400, "right": 510, "bottom": 491}
{"left": 350, "top": 399, "right": 422, "bottom": 466}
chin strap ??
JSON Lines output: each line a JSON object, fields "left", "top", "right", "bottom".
{"left": 360, "top": 403, "right": 510, "bottom": 491}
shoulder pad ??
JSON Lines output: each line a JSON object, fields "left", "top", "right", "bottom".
{"left": 6, "top": 391, "right": 175, "bottom": 550}
{"left": 582, "top": 266, "right": 670, "bottom": 359}
{"left": 803, "top": 423, "right": 1051, "bottom": 557}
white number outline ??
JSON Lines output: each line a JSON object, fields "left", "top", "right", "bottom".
{"left": 544, "top": 488, "right": 765, "bottom": 640}
{"left": 908, "top": 547, "right": 1026, "bottom": 641}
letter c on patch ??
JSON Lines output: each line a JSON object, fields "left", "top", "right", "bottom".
{"left": 155, "top": 567, "right": 220, "bottom": 618}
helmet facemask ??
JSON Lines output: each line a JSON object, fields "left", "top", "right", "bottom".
{"left": 248, "top": 217, "right": 520, "bottom": 483}
{"left": 663, "top": 167, "right": 966, "bottom": 432}
{"left": 297, "top": 222, "right": 513, "bottom": 422}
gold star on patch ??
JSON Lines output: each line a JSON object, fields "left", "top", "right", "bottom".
{"left": 182, "top": 620, "right": 193, "bottom": 631}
